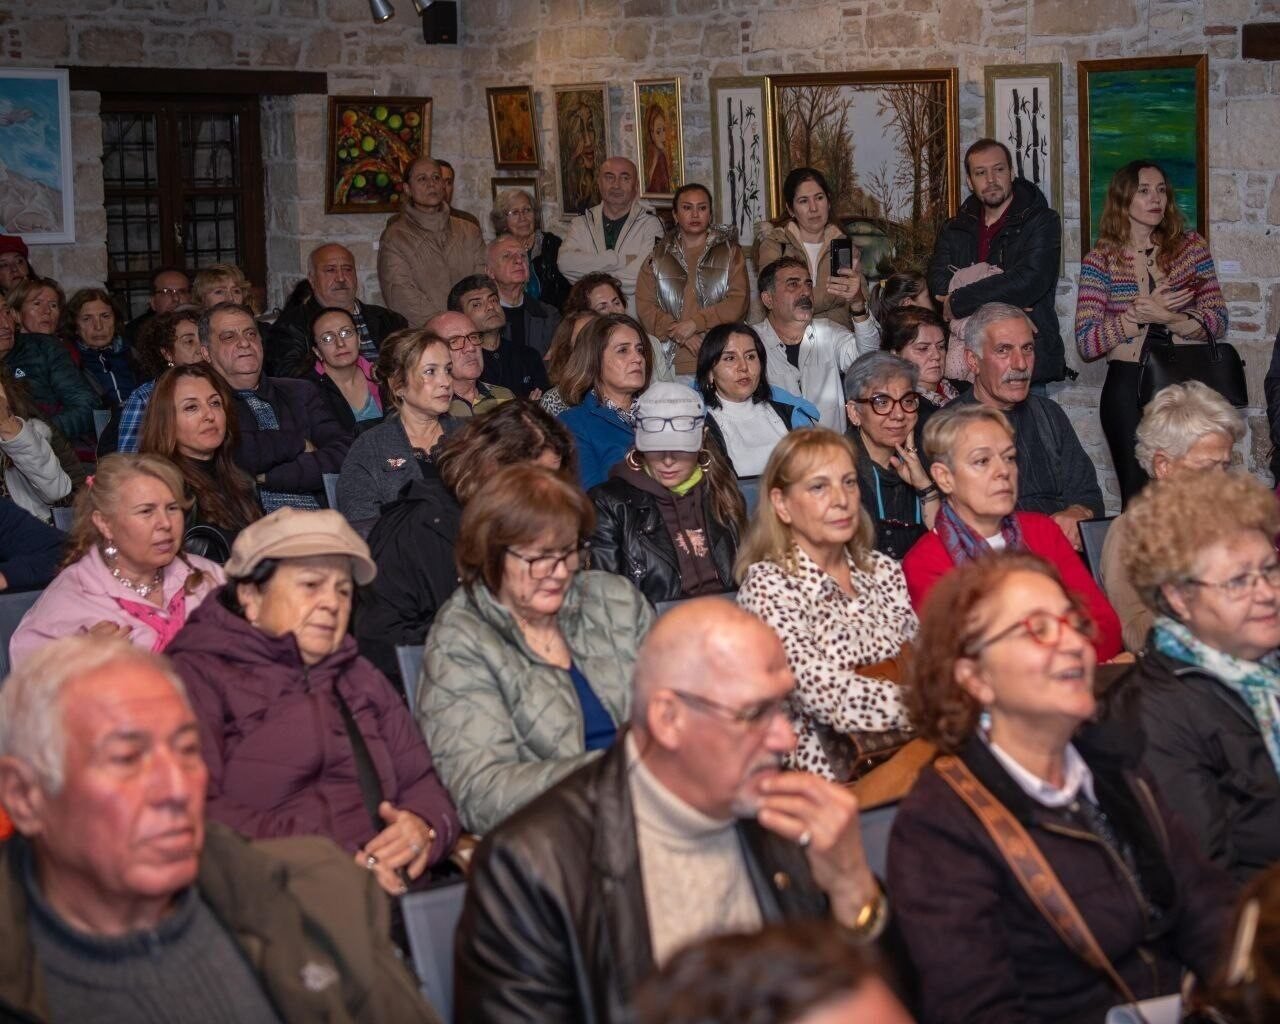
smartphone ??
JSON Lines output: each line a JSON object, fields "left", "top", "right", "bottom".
{"left": 830, "top": 237, "right": 854, "bottom": 277}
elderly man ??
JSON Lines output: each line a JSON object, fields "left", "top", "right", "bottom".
{"left": 0, "top": 235, "right": 32, "bottom": 296}
{"left": 557, "top": 157, "right": 663, "bottom": 312}
{"left": 265, "top": 243, "right": 407, "bottom": 377}
{"left": 377, "top": 156, "right": 485, "bottom": 327}
{"left": 455, "top": 599, "right": 888, "bottom": 1024}
{"left": 426, "top": 310, "right": 514, "bottom": 418}
{"left": 487, "top": 235, "right": 559, "bottom": 357}
{"left": 447, "top": 274, "right": 548, "bottom": 399}
{"left": 201, "top": 301, "right": 351, "bottom": 512}
{"left": 0, "top": 637, "right": 439, "bottom": 1023}
{"left": 123, "top": 266, "right": 191, "bottom": 344}
{"left": 757, "top": 257, "right": 879, "bottom": 432}
{"left": 436, "top": 158, "right": 480, "bottom": 228}
{"left": 957, "top": 301, "right": 1103, "bottom": 547}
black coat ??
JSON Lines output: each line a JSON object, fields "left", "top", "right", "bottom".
{"left": 588, "top": 475, "right": 738, "bottom": 604}
{"left": 501, "top": 295, "right": 560, "bottom": 358}
{"left": 1106, "top": 647, "right": 1280, "bottom": 882}
{"left": 263, "top": 299, "right": 407, "bottom": 378}
{"left": 305, "top": 370, "right": 385, "bottom": 438}
{"left": 454, "top": 734, "right": 835, "bottom": 1024}
{"left": 531, "top": 232, "right": 570, "bottom": 311}
{"left": 926, "top": 178, "right": 1065, "bottom": 384}
{"left": 482, "top": 333, "right": 549, "bottom": 398}
{"left": 353, "top": 472, "right": 462, "bottom": 685}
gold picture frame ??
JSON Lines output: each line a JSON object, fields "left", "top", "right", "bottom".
{"left": 634, "top": 77, "right": 684, "bottom": 201}
{"left": 485, "top": 85, "right": 540, "bottom": 171}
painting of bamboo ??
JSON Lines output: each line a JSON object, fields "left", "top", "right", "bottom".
{"left": 984, "top": 64, "right": 1062, "bottom": 235}
{"left": 710, "top": 77, "right": 773, "bottom": 247}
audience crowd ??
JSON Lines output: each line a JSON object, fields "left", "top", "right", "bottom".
{"left": 3, "top": 137, "right": 1277, "bottom": 1024}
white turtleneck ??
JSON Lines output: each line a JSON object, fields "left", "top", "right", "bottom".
{"left": 709, "top": 396, "right": 789, "bottom": 478}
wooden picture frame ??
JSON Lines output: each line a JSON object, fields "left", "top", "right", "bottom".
{"left": 1078, "top": 54, "right": 1208, "bottom": 255}
{"left": 634, "top": 77, "right": 684, "bottom": 201}
{"left": 0, "top": 67, "right": 75, "bottom": 243}
{"left": 984, "top": 64, "right": 1063, "bottom": 218}
{"left": 551, "top": 84, "right": 609, "bottom": 216}
{"left": 710, "top": 76, "right": 774, "bottom": 247}
{"left": 325, "top": 95, "right": 432, "bottom": 215}
{"left": 486, "top": 85, "right": 540, "bottom": 171}
{"left": 491, "top": 175, "right": 539, "bottom": 205}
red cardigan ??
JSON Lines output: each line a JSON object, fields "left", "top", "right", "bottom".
{"left": 903, "top": 511, "right": 1123, "bottom": 662}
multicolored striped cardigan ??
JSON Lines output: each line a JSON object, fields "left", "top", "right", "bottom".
{"left": 1074, "top": 231, "right": 1227, "bottom": 361}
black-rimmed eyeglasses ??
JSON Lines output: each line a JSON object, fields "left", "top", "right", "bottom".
{"left": 670, "top": 689, "right": 790, "bottom": 728}
{"left": 636, "top": 414, "right": 706, "bottom": 432}
{"left": 851, "top": 392, "right": 921, "bottom": 415}
{"left": 505, "top": 542, "right": 590, "bottom": 579}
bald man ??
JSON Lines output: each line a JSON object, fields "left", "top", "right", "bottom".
{"left": 425, "top": 310, "right": 515, "bottom": 417}
{"left": 557, "top": 156, "right": 664, "bottom": 314}
{"left": 486, "top": 234, "right": 560, "bottom": 357}
{"left": 265, "top": 242, "right": 407, "bottom": 377}
{"left": 455, "top": 598, "right": 886, "bottom": 1024}
{"left": 377, "top": 156, "right": 486, "bottom": 328}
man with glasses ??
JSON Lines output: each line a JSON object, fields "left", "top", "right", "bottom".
{"left": 426, "top": 310, "right": 514, "bottom": 417}
{"left": 123, "top": 266, "right": 192, "bottom": 345}
{"left": 757, "top": 257, "right": 880, "bottom": 432}
{"left": 265, "top": 243, "right": 407, "bottom": 378}
{"left": 447, "top": 274, "right": 548, "bottom": 399}
{"left": 456, "top": 598, "right": 889, "bottom": 1023}
{"left": 486, "top": 234, "right": 560, "bottom": 357}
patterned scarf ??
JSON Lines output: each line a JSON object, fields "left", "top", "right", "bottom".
{"left": 922, "top": 379, "right": 961, "bottom": 407}
{"left": 595, "top": 389, "right": 639, "bottom": 427}
{"left": 935, "top": 501, "right": 1024, "bottom": 565}
{"left": 1153, "top": 615, "right": 1280, "bottom": 778}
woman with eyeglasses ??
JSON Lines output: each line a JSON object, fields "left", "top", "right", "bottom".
{"left": 306, "top": 305, "right": 384, "bottom": 436}
{"left": 902, "top": 402, "right": 1122, "bottom": 661}
{"left": 889, "top": 552, "right": 1233, "bottom": 1024}
{"left": 419, "top": 464, "right": 654, "bottom": 833}
{"left": 842, "top": 351, "right": 939, "bottom": 560}
{"left": 588, "top": 383, "right": 745, "bottom": 605}
{"left": 1106, "top": 469, "right": 1280, "bottom": 880}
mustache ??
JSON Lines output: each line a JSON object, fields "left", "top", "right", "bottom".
{"left": 1002, "top": 370, "right": 1032, "bottom": 383}
{"left": 795, "top": 298, "right": 814, "bottom": 310}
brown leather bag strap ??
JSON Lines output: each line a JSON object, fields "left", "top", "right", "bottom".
{"left": 934, "top": 755, "right": 1144, "bottom": 1013}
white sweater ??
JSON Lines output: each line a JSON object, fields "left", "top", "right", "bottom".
{"left": 0, "top": 417, "right": 71, "bottom": 522}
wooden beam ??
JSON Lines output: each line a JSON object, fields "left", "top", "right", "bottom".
{"left": 1243, "top": 23, "right": 1280, "bottom": 60}
{"left": 65, "top": 66, "right": 327, "bottom": 96}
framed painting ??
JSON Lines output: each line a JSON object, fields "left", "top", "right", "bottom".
{"left": 551, "top": 84, "right": 608, "bottom": 216}
{"left": 768, "top": 69, "right": 960, "bottom": 278}
{"left": 486, "top": 86, "right": 540, "bottom": 171}
{"left": 491, "top": 176, "right": 539, "bottom": 205}
{"left": 634, "top": 78, "right": 684, "bottom": 200}
{"left": 325, "top": 95, "right": 432, "bottom": 215}
{"left": 984, "top": 64, "right": 1062, "bottom": 220}
{"left": 1078, "top": 55, "right": 1208, "bottom": 255}
{"left": 710, "top": 76, "right": 774, "bottom": 247}
{"left": 0, "top": 68, "right": 75, "bottom": 244}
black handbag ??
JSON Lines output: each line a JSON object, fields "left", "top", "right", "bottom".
{"left": 1136, "top": 309, "right": 1247, "bottom": 409}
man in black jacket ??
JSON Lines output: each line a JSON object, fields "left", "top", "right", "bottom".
{"left": 448, "top": 274, "right": 549, "bottom": 399}
{"left": 455, "top": 600, "right": 889, "bottom": 1024}
{"left": 927, "top": 138, "right": 1065, "bottom": 385}
{"left": 201, "top": 302, "right": 351, "bottom": 511}
{"left": 264, "top": 243, "right": 407, "bottom": 378}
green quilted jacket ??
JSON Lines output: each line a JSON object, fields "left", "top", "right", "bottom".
{"left": 418, "top": 570, "right": 654, "bottom": 834}
{"left": 4, "top": 332, "right": 99, "bottom": 441}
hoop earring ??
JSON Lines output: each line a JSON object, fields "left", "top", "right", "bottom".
{"left": 625, "top": 449, "right": 644, "bottom": 471}
{"left": 697, "top": 449, "right": 712, "bottom": 471}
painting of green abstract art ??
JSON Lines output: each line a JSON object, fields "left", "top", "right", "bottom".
{"left": 1078, "top": 55, "right": 1207, "bottom": 256}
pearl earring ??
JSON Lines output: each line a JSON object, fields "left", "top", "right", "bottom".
{"left": 103, "top": 542, "right": 118, "bottom": 560}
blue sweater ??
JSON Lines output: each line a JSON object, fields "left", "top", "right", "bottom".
{"left": 558, "top": 393, "right": 635, "bottom": 490}
{"left": 0, "top": 497, "right": 63, "bottom": 590}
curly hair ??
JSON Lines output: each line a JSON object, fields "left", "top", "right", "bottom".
{"left": 132, "top": 307, "right": 202, "bottom": 381}
{"left": 905, "top": 552, "right": 1082, "bottom": 752}
{"left": 60, "top": 287, "right": 124, "bottom": 347}
{"left": 1096, "top": 161, "right": 1187, "bottom": 272}
{"left": 1132, "top": 380, "right": 1243, "bottom": 475}
{"left": 436, "top": 400, "right": 577, "bottom": 504}
{"left": 562, "top": 273, "right": 625, "bottom": 318}
{"left": 1121, "top": 469, "right": 1280, "bottom": 615}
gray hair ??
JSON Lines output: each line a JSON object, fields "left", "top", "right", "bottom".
{"left": 842, "top": 351, "right": 918, "bottom": 402}
{"left": 0, "top": 637, "right": 189, "bottom": 795}
{"left": 197, "top": 301, "right": 256, "bottom": 349}
{"left": 1134, "top": 380, "right": 1245, "bottom": 474}
{"left": 963, "top": 302, "right": 1034, "bottom": 354}
{"left": 489, "top": 189, "right": 538, "bottom": 236}
{"left": 307, "top": 242, "right": 354, "bottom": 275}
{"left": 922, "top": 401, "right": 1015, "bottom": 471}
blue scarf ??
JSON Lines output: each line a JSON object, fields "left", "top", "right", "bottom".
{"left": 935, "top": 502, "right": 1024, "bottom": 565}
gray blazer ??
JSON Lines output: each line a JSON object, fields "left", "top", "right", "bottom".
{"left": 335, "top": 412, "right": 462, "bottom": 526}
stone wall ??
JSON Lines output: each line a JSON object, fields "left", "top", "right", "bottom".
{"left": 3, "top": 0, "right": 1277, "bottom": 504}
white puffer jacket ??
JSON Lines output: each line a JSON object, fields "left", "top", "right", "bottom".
{"left": 0, "top": 416, "right": 71, "bottom": 522}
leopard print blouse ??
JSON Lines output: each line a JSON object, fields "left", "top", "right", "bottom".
{"left": 738, "top": 545, "right": 917, "bottom": 779}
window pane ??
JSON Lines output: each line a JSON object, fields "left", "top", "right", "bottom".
{"left": 101, "top": 114, "right": 158, "bottom": 190}
{"left": 105, "top": 196, "right": 161, "bottom": 273}
{"left": 180, "top": 113, "right": 240, "bottom": 188}
{"left": 184, "top": 194, "right": 240, "bottom": 266}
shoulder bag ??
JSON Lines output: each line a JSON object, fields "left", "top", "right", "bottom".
{"left": 1137, "top": 309, "right": 1247, "bottom": 409}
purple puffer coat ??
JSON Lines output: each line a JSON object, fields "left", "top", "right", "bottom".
{"left": 166, "top": 587, "right": 460, "bottom": 862}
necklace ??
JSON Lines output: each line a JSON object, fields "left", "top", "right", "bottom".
{"left": 513, "top": 611, "right": 563, "bottom": 660}
{"left": 108, "top": 559, "right": 164, "bottom": 598}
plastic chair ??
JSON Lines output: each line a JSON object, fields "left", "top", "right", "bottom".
{"left": 1079, "top": 516, "right": 1115, "bottom": 588}
{"left": 402, "top": 877, "right": 468, "bottom": 1023}
{"left": 396, "top": 644, "right": 425, "bottom": 708}
{"left": 322, "top": 473, "right": 339, "bottom": 510}
{"left": 0, "top": 589, "right": 44, "bottom": 683}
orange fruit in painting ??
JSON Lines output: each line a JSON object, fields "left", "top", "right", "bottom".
{"left": 405, "top": 111, "right": 420, "bottom": 127}
{"left": 342, "top": 110, "right": 358, "bottom": 126}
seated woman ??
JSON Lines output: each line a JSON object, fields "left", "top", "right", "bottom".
{"left": 420, "top": 464, "right": 653, "bottom": 833}
{"left": 9, "top": 453, "right": 224, "bottom": 665}
{"left": 868, "top": 270, "right": 934, "bottom": 323}
{"left": 563, "top": 271, "right": 627, "bottom": 319}
{"left": 843, "top": 351, "right": 940, "bottom": 560}
{"left": 307, "top": 305, "right": 383, "bottom": 437}
{"left": 140, "top": 363, "right": 262, "bottom": 563}
{"left": 109, "top": 306, "right": 206, "bottom": 454}
{"left": 736, "top": 428, "right": 917, "bottom": 781}
{"left": 1100, "top": 381, "right": 1242, "bottom": 652}
{"left": 697, "top": 322, "right": 819, "bottom": 479}
{"left": 902, "top": 402, "right": 1122, "bottom": 661}
{"left": 540, "top": 310, "right": 598, "bottom": 418}
{"left": 1107, "top": 469, "right": 1280, "bottom": 880}
{"left": 0, "top": 363, "right": 75, "bottom": 521}
{"left": 589, "top": 383, "right": 744, "bottom": 605}
{"left": 557, "top": 312, "right": 653, "bottom": 489}
{"left": 337, "top": 328, "right": 460, "bottom": 524}
{"left": 62, "top": 287, "right": 137, "bottom": 410}
{"left": 0, "top": 296, "right": 97, "bottom": 443}
{"left": 166, "top": 507, "right": 460, "bottom": 895}
{"left": 889, "top": 552, "right": 1234, "bottom": 1024}
{"left": 356, "top": 399, "right": 576, "bottom": 684}
{"left": 8, "top": 275, "right": 65, "bottom": 340}
{"left": 880, "top": 305, "right": 962, "bottom": 409}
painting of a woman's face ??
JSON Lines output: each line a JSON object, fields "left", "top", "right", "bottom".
{"left": 650, "top": 111, "right": 667, "bottom": 151}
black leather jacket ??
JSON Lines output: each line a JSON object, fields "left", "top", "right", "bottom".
{"left": 454, "top": 735, "right": 834, "bottom": 1024}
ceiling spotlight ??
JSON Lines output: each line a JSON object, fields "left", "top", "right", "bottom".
{"left": 411, "top": 0, "right": 433, "bottom": 12}
{"left": 369, "top": 0, "right": 395, "bottom": 21}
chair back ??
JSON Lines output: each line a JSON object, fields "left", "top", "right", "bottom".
{"left": 396, "top": 644, "right": 425, "bottom": 708}
{"left": 51, "top": 507, "right": 74, "bottom": 531}
{"left": 322, "top": 473, "right": 339, "bottom": 510}
{"left": 1079, "top": 516, "right": 1115, "bottom": 588}
{"left": 0, "top": 589, "right": 44, "bottom": 683}
{"left": 402, "top": 877, "right": 468, "bottom": 1023}
{"left": 93, "top": 408, "right": 111, "bottom": 439}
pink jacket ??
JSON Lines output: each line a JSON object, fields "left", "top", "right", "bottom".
{"left": 8, "top": 546, "right": 224, "bottom": 667}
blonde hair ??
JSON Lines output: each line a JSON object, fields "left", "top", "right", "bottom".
{"left": 734, "top": 428, "right": 875, "bottom": 581}
{"left": 1121, "top": 468, "right": 1280, "bottom": 614}
{"left": 192, "top": 263, "right": 248, "bottom": 305}
{"left": 1133, "top": 381, "right": 1244, "bottom": 475}
{"left": 922, "top": 403, "right": 1015, "bottom": 471}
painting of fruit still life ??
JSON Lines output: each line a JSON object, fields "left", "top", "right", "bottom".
{"left": 326, "top": 96, "right": 433, "bottom": 214}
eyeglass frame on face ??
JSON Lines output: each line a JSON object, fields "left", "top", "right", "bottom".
{"left": 443, "top": 331, "right": 483, "bottom": 351}
{"left": 315, "top": 326, "right": 357, "bottom": 347}
{"left": 505, "top": 541, "right": 590, "bottom": 579}
{"left": 851, "top": 391, "right": 922, "bottom": 416}
{"left": 965, "top": 607, "right": 1095, "bottom": 657}
{"left": 668, "top": 688, "right": 792, "bottom": 729}
{"left": 635, "top": 414, "right": 706, "bottom": 432}
{"left": 1182, "top": 562, "right": 1280, "bottom": 602}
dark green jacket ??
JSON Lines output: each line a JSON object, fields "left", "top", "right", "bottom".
{"left": 0, "top": 823, "right": 441, "bottom": 1024}
{"left": 3, "top": 333, "right": 98, "bottom": 441}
